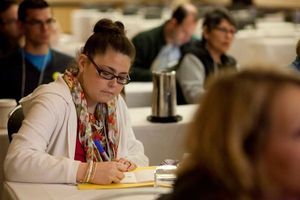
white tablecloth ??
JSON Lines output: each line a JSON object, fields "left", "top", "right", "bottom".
{"left": 70, "top": 9, "right": 169, "bottom": 42}
{"left": 2, "top": 181, "right": 170, "bottom": 200}
{"left": 0, "top": 129, "right": 9, "bottom": 200}
{"left": 130, "top": 104, "right": 197, "bottom": 165}
{"left": 125, "top": 82, "right": 153, "bottom": 108}
{"left": 229, "top": 26, "right": 300, "bottom": 68}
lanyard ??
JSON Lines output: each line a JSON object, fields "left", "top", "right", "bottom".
{"left": 21, "top": 49, "right": 49, "bottom": 98}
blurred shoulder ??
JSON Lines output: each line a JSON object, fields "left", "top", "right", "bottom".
{"left": 51, "top": 49, "right": 74, "bottom": 62}
{"left": 132, "top": 24, "right": 164, "bottom": 42}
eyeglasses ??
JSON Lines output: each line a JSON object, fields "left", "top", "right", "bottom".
{"left": 1, "top": 18, "right": 17, "bottom": 25}
{"left": 24, "top": 18, "right": 56, "bottom": 27}
{"left": 86, "top": 55, "right": 131, "bottom": 85}
{"left": 214, "top": 27, "right": 236, "bottom": 35}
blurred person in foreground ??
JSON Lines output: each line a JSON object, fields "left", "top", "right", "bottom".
{"left": 0, "top": 0, "right": 73, "bottom": 101}
{"left": 291, "top": 39, "right": 300, "bottom": 71}
{"left": 159, "top": 66, "right": 300, "bottom": 199}
{"left": 130, "top": 3, "right": 198, "bottom": 81}
{"left": 0, "top": 0, "right": 22, "bottom": 58}
{"left": 177, "top": 7, "right": 237, "bottom": 104}
{"left": 4, "top": 18, "right": 148, "bottom": 185}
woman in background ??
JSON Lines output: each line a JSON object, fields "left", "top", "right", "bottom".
{"left": 291, "top": 39, "right": 300, "bottom": 70}
{"left": 160, "top": 67, "right": 300, "bottom": 199}
{"left": 4, "top": 18, "right": 148, "bottom": 185}
{"left": 176, "top": 7, "right": 237, "bottom": 104}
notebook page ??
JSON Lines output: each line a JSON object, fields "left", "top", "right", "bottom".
{"left": 120, "top": 169, "right": 155, "bottom": 184}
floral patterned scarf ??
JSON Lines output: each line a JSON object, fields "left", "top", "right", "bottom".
{"left": 63, "top": 69, "right": 119, "bottom": 162}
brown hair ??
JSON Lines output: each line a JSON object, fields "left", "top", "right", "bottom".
{"left": 202, "top": 7, "right": 236, "bottom": 44}
{"left": 171, "top": 3, "right": 198, "bottom": 24}
{"left": 178, "top": 66, "right": 300, "bottom": 199}
{"left": 82, "top": 18, "right": 135, "bottom": 62}
{"left": 203, "top": 7, "right": 236, "bottom": 31}
{"left": 0, "top": 0, "right": 18, "bottom": 23}
{"left": 18, "top": 0, "right": 49, "bottom": 22}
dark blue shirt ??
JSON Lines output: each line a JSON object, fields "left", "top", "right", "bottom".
{"left": 291, "top": 56, "right": 300, "bottom": 71}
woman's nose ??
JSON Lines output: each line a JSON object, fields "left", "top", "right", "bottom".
{"left": 107, "top": 77, "right": 118, "bottom": 87}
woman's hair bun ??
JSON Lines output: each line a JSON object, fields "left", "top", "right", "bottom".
{"left": 93, "top": 18, "right": 125, "bottom": 35}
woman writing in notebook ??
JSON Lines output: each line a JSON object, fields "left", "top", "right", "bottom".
{"left": 4, "top": 19, "right": 148, "bottom": 184}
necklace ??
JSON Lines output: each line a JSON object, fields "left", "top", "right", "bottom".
{"left": 21, "top": 48, "right": 49, "bottom": 98}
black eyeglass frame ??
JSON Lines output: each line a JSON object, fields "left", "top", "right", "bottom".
{"left": 0, "top": 18, "right": 17, "bottom": 25}
{"left": 24, "top": 18, "right": 56, "bottom": 27}
{"left": 86, "top": 54, "right": 131, "bottom": 85}
{"left": 214, "top": 26, "right": 237, "bottom": 35}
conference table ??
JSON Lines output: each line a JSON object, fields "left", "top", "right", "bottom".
{"left": 54, "top": 16, "right": 300, "bottom": 71}
{"left": 129, "top": 104, "right": 197, "bottom": 165}
{"left": 0, "top": 104, "right": 198, "bottom": 199}
{"left": 0, "top": 129, "right": 9, "bottom": 200}
{"left": 125, "top": 82, "right": 153, "bottom": 108}
{"left": 228, "top": 23, "right": 300, "bottom": 68}
{"left": 2, "top": 181, "right": 170, "bottom": 200}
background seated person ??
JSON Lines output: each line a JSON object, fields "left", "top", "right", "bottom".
{"left": 4, "top": 18, "right": 148, "bottom": 185}
{"left": 0, "top": 0, "right": 22, "bottom": 58}
{"left": 0, "top": 0, "right": 74, "bottom": 101}
{"left": 290, "top": 39, "right": 300, "bottom": 71}
{"left": 130, "top": 3, "right": 198, "bottom": 81}
{"left": 176, "top": 7, "right": 237, "bottom": 104}
{"left": 159, "top": 66, "right": 300, "bottom": 199}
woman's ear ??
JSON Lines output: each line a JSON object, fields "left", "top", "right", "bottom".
{"left": 77, "top": 54, "right": 88, "bottom": 73}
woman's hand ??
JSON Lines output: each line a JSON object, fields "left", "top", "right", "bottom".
{"left": 91, "top": 161, "right": 128, "bottom": 184}
{"left": 115, "top": 158, "right": 137, "bottom": 171}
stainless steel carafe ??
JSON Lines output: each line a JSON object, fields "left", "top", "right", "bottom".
{"left": 148, "top": 70, "right": 182, "bottom": 123}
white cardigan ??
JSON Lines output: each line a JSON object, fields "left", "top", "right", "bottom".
{"left": 4, "top": 76, "right": 149, "bottom": 184}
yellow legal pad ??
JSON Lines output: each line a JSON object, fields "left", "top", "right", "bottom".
{"left": 77, "top": 166, "right": 157, "bottom": 190}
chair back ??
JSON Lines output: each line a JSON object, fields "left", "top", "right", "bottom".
{"left": 7, "top": 105, "right": 24, "bottom": 142}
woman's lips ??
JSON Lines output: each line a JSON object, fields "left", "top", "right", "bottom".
{"left": 101, "top": 91, "right": 114, "bottom": 96}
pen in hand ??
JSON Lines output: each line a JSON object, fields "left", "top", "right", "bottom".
{"left": 94, "top": 139, "right": 111, "bottom": 161}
